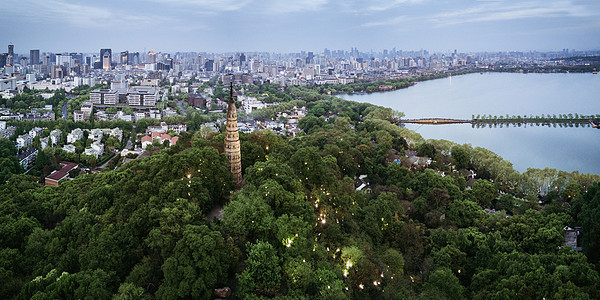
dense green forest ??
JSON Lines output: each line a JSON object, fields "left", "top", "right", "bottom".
{"left": 1, "top": 96, "right": 600, "bottom": 299}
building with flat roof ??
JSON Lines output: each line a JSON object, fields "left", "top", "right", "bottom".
{"left": 127, "top": 86, "right": 158, "bottom": 107}
{"left": 45, "top": 161, "right": 78, "bottom": 186}
{"left": 81, "top": 102, "right": 93, "bottom": 120}
{"left": 50, "top": 129, "right": 61, "bottom": 146}
{"left": 74, "top": 110, "right": 85, "bottom": 121}
{"left": 1, "top": 76, "right": 16, "bottom": 91}
{"left": 188, "top": 93, "right": 207, "bottom": 108}
{"left": 30, "top": 49, "right": 40, "bottom": 65}
{"left": 16, "top": 133, "right": 33, "bottom": 149}
{"left": 90, "top": 89, "right": 119, "bottom": 105}
{"left": 67, "top": 128, "right": 83, "bottom": 143}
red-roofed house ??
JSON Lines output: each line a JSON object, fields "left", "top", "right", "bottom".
{"left": 141, "top": 135, "right": 153, "bottom": 149}
{"left": 45, "top": 162, "right": 78, "bottom": 186}
{"left": 141, "top": 131, "right": 178, "bottom": 149}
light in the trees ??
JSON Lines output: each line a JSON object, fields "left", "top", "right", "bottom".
{"left": 284, "top": 237, "right": 293, "bottom": 247}
{"left": 346, "top": 260, "right": 353, "bottom": 268}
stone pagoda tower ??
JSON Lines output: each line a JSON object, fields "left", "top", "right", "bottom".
{"left": 225, "top": 82, "right": 243, "bottom": 186}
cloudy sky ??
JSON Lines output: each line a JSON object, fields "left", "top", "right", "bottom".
{"left": 1, "top": 0, "right": 599, "bottom": 54}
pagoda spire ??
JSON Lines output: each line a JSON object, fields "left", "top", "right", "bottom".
{"left": 225, "top": 81, "right": 243, "bottom": 186}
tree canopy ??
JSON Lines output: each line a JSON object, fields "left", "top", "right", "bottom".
{"left": 0, "top": 91, "right": 598, "bottom": 299}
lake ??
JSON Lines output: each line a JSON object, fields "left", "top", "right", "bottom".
{"left": 340, "top": 72, "right": 600, "bottom": 174}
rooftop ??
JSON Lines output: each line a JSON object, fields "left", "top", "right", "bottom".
{"left": 46, "top": 162, "right": 78, "bottom": 181}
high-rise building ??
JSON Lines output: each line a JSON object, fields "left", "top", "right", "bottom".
{"left": 101, "top": 48, "right": 112, "bottom": 70}
{"left": 56, "top": 54, "right": 72, "bottom": 67}
{"left": 148, "top": 50, "right": 156, "bottom": 64}
{"left": 128, "top": 52, "right": 140, "bottom": 65}
{"left": 30, "top": 50, "right": 40, "bottom": 65}
{"left": 204, "top": 59, "right": 214, "bottom": 71}
{"left": 7, "top": 44, "right": 14, "bottom": 65}
{"left": 0, "top": 53, "right": 7, "bottom": 68}
{"left": 120, "top": 51, "right": 129, "bottom": 65}
{"left": 70, "top": 53, "right": 82, "bottom": 64}
{"left": 225, "top": 82, "right": 242, "bottom": 186}
{"left": 51, "top": 65, "right": 64, "bottom": 79}
{"left": 306, "top": 51, "right": 314, "bottom": 64}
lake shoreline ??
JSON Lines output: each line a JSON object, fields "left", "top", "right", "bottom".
{"left": 340, "top": 72, "right": 600, "bottom": 174}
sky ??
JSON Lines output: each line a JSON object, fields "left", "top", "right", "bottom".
{"left": 1, "top": 0, "right": 599, "bottom": 54}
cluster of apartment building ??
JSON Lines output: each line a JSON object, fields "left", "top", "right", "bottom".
{"left": 62, "top": 127, "right": 122, "bottom": 158}
{"left": 15, "top": 127, "right": 44, "bottom": 149}
{"left": 0, "top": 105, "right": 55, "bottom": 121}
{"left": 1, "top": 120, "right": 37, "bottom": 171}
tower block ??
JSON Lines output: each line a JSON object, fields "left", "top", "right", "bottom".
{"left": 225, "top": 82, "right": 243, "bottom": 186}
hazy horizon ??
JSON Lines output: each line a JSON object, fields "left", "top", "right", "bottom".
{"left": 1, "top": 0, "right": 599, "bottom": 54}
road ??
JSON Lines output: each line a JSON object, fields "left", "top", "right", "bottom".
{"left": 61, "top": 96, "right": 75, "bottom": 120}
{"left": 98, "top": 152, "right": 116, "bottom": 169}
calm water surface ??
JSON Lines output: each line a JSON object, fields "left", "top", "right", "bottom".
{"left": 341, "top": 73, "right": 600, "bottom": 174}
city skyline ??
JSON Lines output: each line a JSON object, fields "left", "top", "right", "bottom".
{"left": 1, "top": 0, "right": 600, "bottom": 54}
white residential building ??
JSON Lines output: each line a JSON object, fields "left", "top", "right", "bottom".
{"left": 112, "top": 127, "right": 123, "bottom": 141}
{"left": 89, "top": 128, "right": 103, "bottom": 141}
{"left": 16, "top": 134, "right": 33, "bottom": 149}
{"left": 84, "top": 141, "right": 104, "bottom": 157}
{"left": 50, "top": 129, "right": 62, "bottom": 145}
{"left": 135, "top": 112, "right": 146, "bottom": 121}
{"left": 148, "top": 109, "right": 161, "bottom": 119}
{"left": 147, "top": 122, "right": 187, "bottom": 134}
{"left": 62, "top": 144, "right": 76, "bottom": 153}
{"left": 29, "top": 127, "right": 43, "bottom": 138}
{"left": 80, "top": 102, "right": 93, "bottom": 120}
{"left": 67, "top": 128, "right": 83, "bottom": 143}
{"left": 116, "top": 111, "right": 133, "bottom": 122}
{"left": 74, "top": 110, "right": 85, "bottom": 121}
{"left": 239, "top": 95, "right": 268, "bottom": 114}
{"left": 40, "top": 137, "right": 49, "bottom": 149}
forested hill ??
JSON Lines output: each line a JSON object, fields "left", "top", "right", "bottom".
{"left": 1, "top": 100, "right": 600, "bottom": 299}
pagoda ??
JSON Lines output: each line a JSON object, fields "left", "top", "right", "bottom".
{"left": 225, "top": 82, "right": 243, "bottom": 186}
